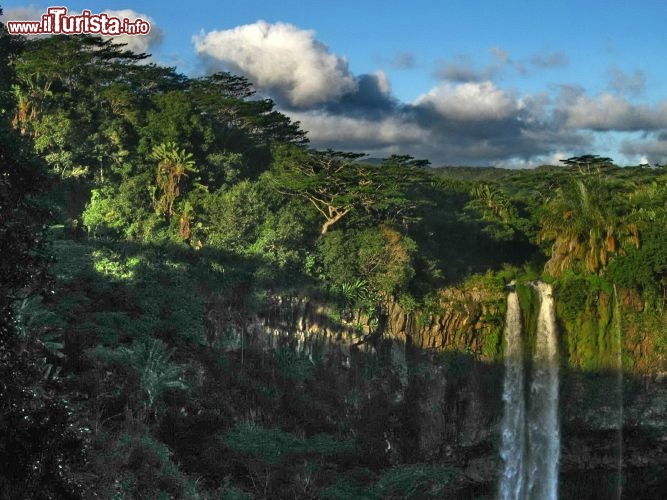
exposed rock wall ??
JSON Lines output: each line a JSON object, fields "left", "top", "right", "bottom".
{"left": 243, "top": 289, "right": 505, "bottom": 360}
{"left": 204, "top": 290, "right": 667, "bottom": 496}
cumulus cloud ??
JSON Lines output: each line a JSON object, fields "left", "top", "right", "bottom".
{"left": 189, "top": 24, "right": 589, "bottom": 164}
{"left": 187, "top": 22, "right": 592, "bottom": 164}
{"left": 194, "top": 21, "right": 357, "bottom": 108}
{"left": 414, "top": 81, "right": 518, "bottom": 121}
{"left": 2, "top": 6, "right": 42, "bottom": 22}
{"left": 323, "top": 71, "right": 397, "bottom": 118}
{"left": 372, "top": 71, "right": 391, "bottom": 96}
{"left": 289, "top": 82, "right": 589, "bottom": 166}
{"left": 291, "top": 110, "right": 425, "bottom": 151}
{"left": 102, "top": 9, "right": 164, "bottom": 54}
{"left": 621, "top": 136, "right": 667, "bottom": 164}
{"left": 563, "top": 92, "right": 667, "bottom": 131}
{"left": 2, "top": 6, "right": 45, "bottom": 38}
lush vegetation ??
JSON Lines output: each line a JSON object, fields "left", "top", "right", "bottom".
{"left": 2, "top": 21, "right": 666, "bottom": 498}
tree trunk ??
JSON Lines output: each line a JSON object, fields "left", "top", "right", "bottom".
{"left": 320, "top": 209, "right": 349, "bottom": 235}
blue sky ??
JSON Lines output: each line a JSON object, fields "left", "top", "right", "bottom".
{"left": 3, "top": 1, "right": 667, "bottom": 166}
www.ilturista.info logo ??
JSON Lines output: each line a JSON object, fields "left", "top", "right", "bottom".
{"left": 6, "top": 7, "right": 151, "bottom": 36}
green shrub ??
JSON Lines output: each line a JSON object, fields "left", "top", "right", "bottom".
{"left": 371, "top": 464, "right": 456, "bottom": 499}
{"left": 106, "top": 431, "right": 187, "bottom": 498}
{"left": 95, "top": 339, "right": 187, "bottom": 408}
{"left": 276, "top": 348, "right": 314, "bottom": 383}
{"left": 321, "top": 477, "right": 377, "bottom": 500}
{"left": 223, "top": 423, "right": 354, "bottom": 466}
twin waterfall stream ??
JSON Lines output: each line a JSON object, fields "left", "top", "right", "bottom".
{"left": 498, "top": 282, "right": 560, "bottom": 500}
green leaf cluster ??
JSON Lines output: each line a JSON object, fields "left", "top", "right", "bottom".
{"left": 223, "top": 423, "right": 354, "bottom": 466}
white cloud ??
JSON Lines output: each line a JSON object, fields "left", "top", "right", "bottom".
{"left": 564, "top": 93, "right": 667, "bottom": 131}
{"left": 102, "top": 10, "right": 163, "bottom": 54}
{"left": 9, "top": 9, "right": 667, "bottom": 166}
{"left": 2, "top": 6, "right": 42, "bottom": 22}
{"left": 621, "top": 137, "right": 667, "bottom": 163}
{"left": 499, "top": 151, "right": 571, "bottom": 169}
{"left": 194, "top": 21, "right": 357, "bottom": 108}
{"left": 2, "top": 7, "right": 44, "bottom": 38}
{"left": 291, "top": 110, "right": 425, "bottom": 148}
{"left": 189, "top": 22, "right": 594, "bottom": 164}
{"left": 415, "top": 81, "right": 518, "bottom": 121}
{"left": 372, "top": 70, "right": 391, "bottom": 96}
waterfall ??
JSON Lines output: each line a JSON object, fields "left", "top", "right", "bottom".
{"left": 525, "top": 282, "right": 560, "bottom": 500}
{"left": 499, "top": 282, "right": 560, "bottom": 500}
{"left": 498, "top": 289, "right": 526, "bottom": 500}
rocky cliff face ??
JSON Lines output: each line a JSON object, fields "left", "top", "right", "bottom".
{"left": 205, "top": 290, "right": 667, "bottom": 497}
{"left": 384, "top": 288, "right": 504, "bottom": 355}
{"left": 246, "top": 288, "right": 505, "bottom": 359}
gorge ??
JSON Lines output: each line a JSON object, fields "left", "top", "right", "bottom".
{"left": 237, "top": 281, "right": 666, "bottom": 498}
{"left": 2, "top": 31, "right": 666, "bottom": 498}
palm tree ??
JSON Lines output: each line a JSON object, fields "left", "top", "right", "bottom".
{"left": 539, "top": 178, "right": 639, "bottom": 276}
{"left": 117, "top": 339, "right": 187, "bottom": 412}
{"left": 469, "top": 182, "right": 514, "bottom": 222}
{"left": 149, "top": 142, "right": 196, "bottom": 219}
{"left": 11, "top": 85, "right": 39, "bottom": 136}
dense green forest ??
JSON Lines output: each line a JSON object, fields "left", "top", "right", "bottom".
{"left": 1, "top": 23, "right": 666, "bottom": 499}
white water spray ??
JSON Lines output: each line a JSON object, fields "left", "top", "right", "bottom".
{"left": 525, "top": 282, "right": 560, "bottom": 500}
{"left": 499, "top": 289, "right": 526, "bottom": 500}
{"left": 499, "top": 282, "right": 560, "bottom": 500}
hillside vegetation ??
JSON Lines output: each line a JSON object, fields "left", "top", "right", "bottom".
{"left": 2, "top": 31, "right": 666, "bottom": 498}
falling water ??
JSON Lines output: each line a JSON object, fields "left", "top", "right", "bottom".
{"left": 498, "top": 282, "right": 562, "bottom": 499}
{"left": 498, "top": 289, "right": 526, "bottom": 500}
{"left": 525, "top": 282, "right": 560, "bottom": 500}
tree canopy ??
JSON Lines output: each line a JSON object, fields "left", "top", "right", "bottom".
{"left": 270, "top": 146, "right": 429, "bottom": 235}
